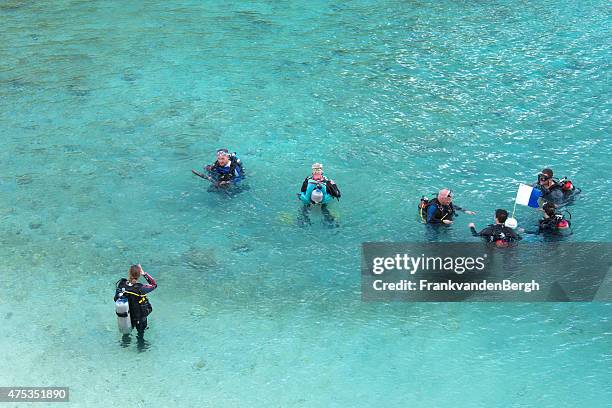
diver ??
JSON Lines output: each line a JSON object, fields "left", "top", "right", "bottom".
{"left": 192, "top": 148, "right": 245, "bottom": 189}
{"left": 521, "top": 202, "right": 572, "bottom": 235}
{"left": 469, "top": 209, "right": 521, "bottom": 247}
{"left": 297, "top": 163, "right": 341, "bottom": 227}
{"left": 418, "top": 188, "right": 476, "bottom": 225}
{"left": 114, "top": 264, "right": 157, "bottom": 350}
{"left": 533, "top": 168, "right": 579, "bottom": 206}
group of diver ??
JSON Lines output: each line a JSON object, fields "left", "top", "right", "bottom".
{"left": 114, "top": 155, "right": 581, "bottom": 346}
{"left": 418, "top": 167, "right": 580, "bottom": 247}
{"left": 190, "top": 149, "right": 580, "bottom": 241}
{"left": 114, "top": 149, "right": 343, "bottom": 347}
{"left": 191, "top": 148, "right": 342, "bottom": 226}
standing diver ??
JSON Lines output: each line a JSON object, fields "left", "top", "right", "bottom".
{"left": 533, "top": 168, "right": 579, "bottom": 206}
{"left": 469, "top": 209, "right": 521, "bottom": 247}
{"left": 298, "top": 163, "right": 341, "bottom": 227}
{"left": 419, "top": 188, "right": 476, "bottom": 225}
{"left": 192, "top": 148, "right": 245, "bottom": 189}
{"left": 521, "top": 202, "right": 572, "bottom": 236}
{"left": 114, "top": 264, "right": 157, "bottom": 350}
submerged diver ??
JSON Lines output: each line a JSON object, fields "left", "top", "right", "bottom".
{"left": 533, "top": 168, "right": 579, "bottom": 206}
{"left": 298, "top": 163, "right": 341, "bottom": 227}
{"left": 469, "top": 209, "right": 521, "bottom": 247}
{"left": 418, "top": 188, "right": 476, "bottom": 225}
{"left": 114, "top": 264, "right": 157, "bottom": 349}
{"left": 192, "top": 148, "right": 245, "bottom": 189}
{"left": 521, "top": 202, "right": 572, "bottom": 236}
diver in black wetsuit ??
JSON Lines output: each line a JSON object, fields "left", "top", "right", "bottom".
{"left": 419, "top": 188, "right": 476, "bottom": 225}
{"left": 521, "top": 202, "right": 572, "bottom": 236}
{"left": 469, "top": 209, "right": 521, "bottom": 247}
{"left": 114, "top": 264, "right": 157, "bottom": 350}
{"left": 534, "top": 168, "right": 580, "bottom": 206}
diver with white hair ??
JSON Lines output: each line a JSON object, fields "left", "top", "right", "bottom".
{"left": 418, "top": 188, "right": 476, "bottom": 225}
{"left": 192, "top": 148, "right": 245, "bottom": 190}
{"left": 297, "top": 163, "right": 341, "bottom": 227}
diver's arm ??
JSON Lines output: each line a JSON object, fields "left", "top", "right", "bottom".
{"left": 471, "top": 224, "right": 493, "bottom": 238}
{"left": 468, "top": 223, "right": 488, "bottom": 237}
{"left": 300, "top": 178, "right": 309, "bottom": 193}
{"left": 455, "top": 205, "right": 476, "bottom": 215}
{"left": 326, "top": 179, "right": 341, "bottom": 199}
{"left": 140, "top": 272, "right": 157, "bottom": 294}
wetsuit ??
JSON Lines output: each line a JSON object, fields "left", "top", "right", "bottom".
{"left": 206, "top": 157, "right": 244, "bottom": 185}
{"left": 298, "top": 177, "right": 341, "bottom": 227}
{"left": 470, "top": 224, "right": 521, "bottom": 243}
{"left": 114, "top": 273, "right": 157, "bottom": 335}
{"left": 523, "top": 217, "right": 571, "bottom": 235}
{"left": 299, "top": 177, "right": 341, "bottom": 201}
{"left": 426, "top": 199, "right": 464, "bottom": 224}
{"left": 535, "top": 183, "right": 565, "bottom": 205}
{"left": 534, "top": 180, "right": 581, "bottom": 206}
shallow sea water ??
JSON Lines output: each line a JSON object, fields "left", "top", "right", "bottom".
{"left": 0, "top": 1, "right": 611, "bottom": 407}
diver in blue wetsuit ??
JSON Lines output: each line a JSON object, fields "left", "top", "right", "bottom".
{"left": 193, "top": 148, "right": 245, "bottom": 189}
{"left": 298, "top": 163, "right": 341, "bottom": 227}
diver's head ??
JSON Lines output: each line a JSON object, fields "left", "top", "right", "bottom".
{"left": 542, "top": 202, "right": 557, "bottom": 218}
{"left": 437, "top": 188, "right": 452, "bottom": 205}
{"left": 216, "top": 149, "right": 230, "bottom": 166}
{"left": 129, "top": 265, "right": 141, "bottom": 283}
{"left": 495, "top": 209, "right": 508, "bottom": 225}
{"left": 311, "top": 188, "right": 324, "bottom": 204}
{"left": 311, "top": 163, "right": 324, "bottom": 180}
{"left": 538, "top": 168, "right": 554, "bottom": 187}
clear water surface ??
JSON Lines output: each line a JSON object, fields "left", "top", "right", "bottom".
{"left": 0, "top": 1, "right": 610, "bottom": 407}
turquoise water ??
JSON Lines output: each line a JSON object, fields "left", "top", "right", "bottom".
{"left": 1, "top": 0, "right": 611, "bottom": 406}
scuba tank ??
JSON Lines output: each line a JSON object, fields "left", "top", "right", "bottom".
{"left": 489, "top": 225, "right": 516, "bottom": 247}
{"left": 419, "top": 196, "right": 430, "bottom": 210}
{"left": 495, "top": 239, "right": 509, "bottom": 248}
{"left": 552, "top": 211, "right": 571, "bottom": 230}
{"left": 115, "top": 296, "right": 132, "bottom": 334}
{"left": 418, "top": 196, "right": 430, "bottom": 223}
{"left": 418, "top": 195, "right": 436, "bottom": 224}
{"left": 542, "top": 203, "right": 572, "bottom": 232}
{"left": 557, "top": 177, "right": 575, "bottom": 192}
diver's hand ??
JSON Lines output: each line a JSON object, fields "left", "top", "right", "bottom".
{"left": 218, "top": 180, "right": 230, "bottom": 186}
{"left": 442, "top": 219, "right": 453, "bottom": 225}
{"left": 468, "top": 222, "right": 475, "bottom": 229}
{"left": 464, "top": 210, "right": 476, "bottom": 215}
{"left": 137, "top": 264, "right": 145, "bottom": 276}
{"left": 205, "top": 165, "right": 212, "bottom": 171}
